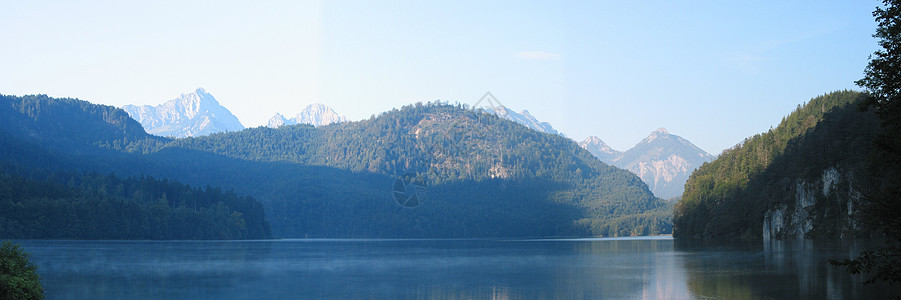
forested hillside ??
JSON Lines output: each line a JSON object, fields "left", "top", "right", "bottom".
{"left": 0, "top": 94, "right": 270, "bottom": 239}
{"left": 0, "top": 95, "right": 671, "bottom": 238}
{"left": 0, "top": 165, "right": 271, "bottom": 239}
{"left": 168, "top": 102, "right": 672, "bottom": 237}
{"left": 0, "top": 94, "right": 167, "bottom": 154}
{"left": 674, "top": 91, "right": 880, "bottom": 239}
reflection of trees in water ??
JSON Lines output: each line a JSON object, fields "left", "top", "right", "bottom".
{"left": 675, "top": 239, "right": 893, "bottom": 299}
{"left": 676, "top": 240, "right": 758, "bottom": 299}
{"left": 567, "top": 239, "right": 690, "bottom": 299}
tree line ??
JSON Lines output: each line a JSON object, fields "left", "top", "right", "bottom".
{"left": 1, "top": 93, "right": 671, "bottom": 238}
{"left": 0, "top": 163, "right": 270, "bottom": 240}
{"left": 674, "top": 90, "right": 877, "bottom": 239}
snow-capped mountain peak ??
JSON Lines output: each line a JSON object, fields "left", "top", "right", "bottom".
{"left": 160, "top": 88, "right": 219, "bottom": 119}
{"left": 295, "top": 103, "right": 347, "bottom": 126}
{"left": 267, "top": 113, "right": 289, "bottom": 128}
{"left": 482, "top": 105, "right": 564, "bottom": 137}
{"left": 268, "top": 103, "right": 347, "bottom": 128}
{"left": 122, "top": 88, "right": 244, "bottom": 138}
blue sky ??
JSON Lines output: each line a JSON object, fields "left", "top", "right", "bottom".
{"left": 1, "top": 0, "right": 879, "bottom": 154}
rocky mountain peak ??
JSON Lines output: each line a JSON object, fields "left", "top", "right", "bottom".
{"left": 122, "top": 88, "right": 244, "bottom": 138}
{"left": 653, "top": 127, "right": 669, "bottom": 135}
{"left": 579, "top": 136, "right": 620, "bottom": 157}
{"left": 267, "top": 113, "right": 288, "bottom": 128}
{"left": 643, "top": 127, "right": 672, "bottom": 143}
{"left": 481, "top": 105, "right": 563, "bottom": 137}
{"left": 578, "top": 128, "right": 714, "bottom": 200}
{"left": 268, "top": 103, "right": 347, "bottom": 128}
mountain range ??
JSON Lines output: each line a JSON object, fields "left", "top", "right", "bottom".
{"left": 268, "top": 103, "right": 347, "bottom": 128}
{"left": 433, "top": 102, "right": 715, "bottom": 199}
{"left": 0, "top": 94, "right": 670, "bottom": 238}
{"left": 123, "top": 88, "right": 348, "bottom": 137}
{"left": 122, "top": 90, "right": 710, "bottom": 200}
{"left": 2, "top": 88, "right": 890, "bottom": 243}
{"left": 460, "top": 102, "right": 713, "bottom": 199}
{"left": 579, "top": 129, "right": 715, "bottom": 199}
{"left": 0, "top": 94, "right": 270, "bottom": 239}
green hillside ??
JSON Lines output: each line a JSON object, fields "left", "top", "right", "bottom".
{"left": 0, "top": 95, "right": 671, "bottom": 238}
{"left": 0, "top": 94, "right": 270, "bottom": 239}
{"left": 0, "top": 165, "right": 271, "bottom": 239}
{"left": 168, "top": 102, "right": 671, "bottom": 237}
{"left": 674, "top": 90, "right": 879, "bottom": 239}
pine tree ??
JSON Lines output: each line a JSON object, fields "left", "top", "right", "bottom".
{"left": 831, "top": 0, "right": 901, "bottom": 287}
{"left": 0, "top": 241, "right": 44, "bottom": 300}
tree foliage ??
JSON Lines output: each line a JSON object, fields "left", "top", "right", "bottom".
{"left": 855, "top": 0, "right": 901, "bottom": 243}
{"left": 832, "top": 0, "right": 901, "bottom": 288}
{"left": 857, "top": 0, "right": 901, "bottom": 125}
{"left": 0, "top": 241, "right": 43, "bottom": 300}
{"left": 831, "top": 244, "right": 901, "bottom": 286}
{"left": 0, "top": 94, "right": 669, "bottom": 238}
{"left": 167, "top": 102, "right": 667, "bottom": 237}
{"left": 674, "top": 91, "right": 877, "bottom": 239}
{"left": 0, "top": 164, "right": 271, "bottom": 240}
{"left": 0, "top": 94, "right": 270, "bottom": 240}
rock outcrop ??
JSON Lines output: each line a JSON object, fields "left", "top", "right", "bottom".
{"left": 762, "top": 167, "right": 862, "bottom": 240}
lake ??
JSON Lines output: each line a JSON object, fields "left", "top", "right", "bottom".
{"left": 15, "top": 237, "right": 893, "bottom": 299}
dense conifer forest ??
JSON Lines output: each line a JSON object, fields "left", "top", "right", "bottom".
{"left": 674, "top": 91, "right": 879, "bottom": 239}
{"left": 0, "top": 94, "right": 671, "bottom": 238}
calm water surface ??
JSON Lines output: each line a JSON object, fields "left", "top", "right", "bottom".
{"left": 16, "top": 237, "right": 893, "bottom": 299}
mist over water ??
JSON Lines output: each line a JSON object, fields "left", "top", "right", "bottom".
{"left": 16, "top": 237, "right": 892, "bottom": 299}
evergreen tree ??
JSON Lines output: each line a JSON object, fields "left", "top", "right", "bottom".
{"left": 854, "top": 0, "right": 901, "bottom": 241}
{"left": 831, "top": 0, "right": 901, "bottom": 286}
{"left": 673, "top": 91, "right": 874, "bottom": 239}
{"left": 0, "top": 241, "right": 43, "bottom": 300}
{"left": 1, "top": 93, "right": 669, "bottom": 238}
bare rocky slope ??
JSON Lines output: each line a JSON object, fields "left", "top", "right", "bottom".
{"left": 580, "top": 129, "right": 714, "bottom": 199}
{"left": 123, "top": 88, "right": 244, "bottom": 138}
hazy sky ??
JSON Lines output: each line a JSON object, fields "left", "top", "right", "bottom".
{"left": 1, "top": 0, "right": 880, "bottom": 154}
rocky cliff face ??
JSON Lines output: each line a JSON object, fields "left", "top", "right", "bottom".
{"left": 673, "top": 91, "right": 879, "bottom": 240}
{"left": 763, "top": 167, "right": 861, "bottom": 240}
{"left": 123, "top": 88, "right": 244, "bottom": 138}
{"left": 581, "top": 128, "right": 714, "bottom": 199}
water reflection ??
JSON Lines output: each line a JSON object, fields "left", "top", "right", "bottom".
{"left": 675, "top": 239, "right": 893, "bottom": 299}
{"left": 12, "top": 238, "right": 895, "bottom": 299}
{"left": 566, "top": 238, "right": 690, "bottom": 299}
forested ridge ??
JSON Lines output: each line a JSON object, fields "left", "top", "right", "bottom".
{"left": 674, "top": 90, "right": 879, "bottom": 239}
{"left": 0, "top": 94, "right": 270, "bottom": 239}
{"left": 0, "top": 94, "right": 671, "bottom": 238}
{"left": 0, "top": 94, "right": 168, "bottom": 154}
{"left": 0, "top": 164, "right": 271, "bottom": 239}
{"left": 172, "top": 102, "right": 672, "bottom": 237}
